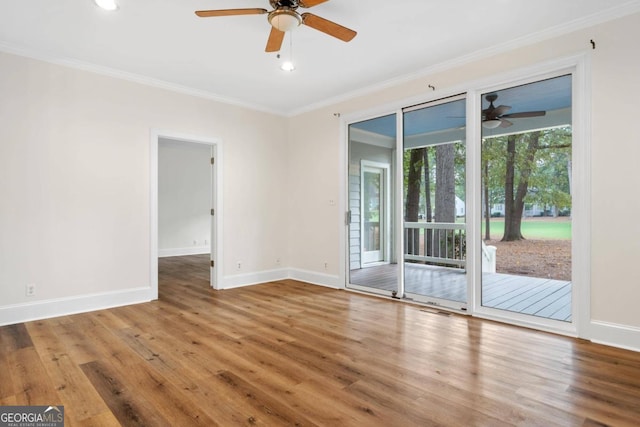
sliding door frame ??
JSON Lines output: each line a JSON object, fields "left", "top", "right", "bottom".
{"left": 340, "top": 53, "right": 590, "bottom": 339}
{"left": 469, "top": 59, "right": 590, "bottom": 337}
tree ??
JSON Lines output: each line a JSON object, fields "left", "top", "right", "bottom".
{"left": 424, "top": 147, "right": 433, "bottom": 254}
{"left": 404, "top": 142, "right": 463, "bottom": 258}
{"left": 435, "top": 144, "right": 456, "bottom": 255}
{"left": 503, "top": 131, "right": 541, "bottom": 241}
{"left": 483, "top": 157, "right": 491, "bottom": 240}
{"left": 405, "top": 148, "right": 425, "bottom": 254}
{"left": 481, "top": 137, "right": 506, "bottom": 240}
{"left": 526, "top": 128, "right": 572, "bottom": 216}
{"left": 435, "top": 143, "right": 456, "bottom": 223}
{"left": 424, "top": 147, "right": 433, "bottom": 222}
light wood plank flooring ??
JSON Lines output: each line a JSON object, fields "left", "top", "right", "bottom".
{"left": 1, "top": 254, "right": 639, "bottom": 426}
{"left": 351, "top": 263, "right": 572, "bottom": 321}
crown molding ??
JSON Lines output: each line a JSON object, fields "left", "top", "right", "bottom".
{"left": 2, "top": 1, "right": 639, "bottom": 118}
{"left": 286, "top": 1, "right": 640, "bottom": 117}
{"left": 0, "top": 41, "right": 282, "bottom": 117}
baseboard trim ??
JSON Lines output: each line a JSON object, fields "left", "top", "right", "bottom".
{"left": 158, "top": 246, "right": 210, "bottom": 257}
{"left": 288, "top": 268, "right": 341, "bottom": 289}
{"left": 0, "top": 287, "right": 153, "bottom": 327}
{"left": 1, "top": 274, "right": 639, "bottom": 355}
{"left": 590, "top": 320, "right": 640, "bottom": 353}
{"left": 221, "top": 268, "right": 289, "bottom": 290}
{"left": 220, "top": 268, "right": 340, "bottom": 290}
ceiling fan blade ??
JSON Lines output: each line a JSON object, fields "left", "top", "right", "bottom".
{"left": 493, "top": 105, "right": 511, "bottom": 117}
{"left": 502, "top": 111, "right": 546, "bottom": 119}
{"left": 265, "top": 27, "right": 285, "bottom": 52}
{"left": 299, "top": 0, "right": 330, "bottom": 7}
{"left": 195, "top": 8, "right": 268, "bottom": 18}
{"left": 500, "top": 119, "right": 514, "bottom": 128}
{"left": 301, "top": 13, "right": 357, "bottom": 42}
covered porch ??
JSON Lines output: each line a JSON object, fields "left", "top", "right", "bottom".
{"left": 349, "top": 263, "right": 572, "bottom": 322}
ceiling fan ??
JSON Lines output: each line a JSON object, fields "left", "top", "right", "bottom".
{"left": 482, "top": 94, "right": 546, "bottom": 129}
{"left": 195, "top": 0, "right": 357, "bottom": 53}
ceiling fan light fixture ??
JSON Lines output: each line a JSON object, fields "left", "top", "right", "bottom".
{"left": 269, "top": 9, "right": 302, "bottom": 32}
{"left": 482, "top": 119, "right": 502, "bottom": 129}
{"left": 94, "top": 0, "right": 118, "bottom": 11}
{"left": 280, "top": 61, "right": 295, "bottom": 72}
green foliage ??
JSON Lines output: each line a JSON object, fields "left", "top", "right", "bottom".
{"left": 481, "top": 126, "right": 572, "bottom": 213}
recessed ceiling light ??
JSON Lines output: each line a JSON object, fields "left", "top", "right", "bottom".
{"left": 94, "top": 0, "right": 118, "bottom": 11}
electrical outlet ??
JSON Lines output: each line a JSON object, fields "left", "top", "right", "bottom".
{"left": 237, "top": 262, "right": 242, "bottom": 270}
{"left": 276, "top": 258, "right": 281, "bottom": 265}
{"left": 26, "top": 284, "right": 36, "bottom": 297}
{"left": 324, "top": 262, "right": 328, "bottom": 270}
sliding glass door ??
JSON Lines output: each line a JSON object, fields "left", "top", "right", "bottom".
{"left": 402, "top": 97, "right": 467, "bottom": 310}
{"left": 479, "top": 75, "right": 573, "bottom": 324}
{"left": 344, "top": 69, "right": 581, "bottom": 333}
{"left": 345, "top": 97, "right": 468, "bottom": 311}
{"left": 347, "top": 114, "right": 399, "bottom": 296}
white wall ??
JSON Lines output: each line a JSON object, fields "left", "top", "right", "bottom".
{"left": 1, "top": 11, "right": 639, "bottom": 351}
{"left": 158, "top": 139, "right": 211, "bottom": 257}
{"left": 0, "top": 50, "right": 288, "bottom": 324}
{"left": 288, "top": 12, "right": 640, "bottom": 350}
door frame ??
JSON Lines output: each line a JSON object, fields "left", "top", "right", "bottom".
{"left": 150, "top": 129, "right": 223, "bottom": 297}
{"left": 340, "top": 53, "right": 590, "bottom": 339}
{"left": 401, "top": 94, "right": 468, "bottom": 311}
{"left": 469, "top": 60, "right": 590, "bottom": 337}
{"left": 360, "top": 160, "right": 391, "bottom": 267}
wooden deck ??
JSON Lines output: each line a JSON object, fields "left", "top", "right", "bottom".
{"left": 350, "top": 263, "right": 572, "bottom": 322}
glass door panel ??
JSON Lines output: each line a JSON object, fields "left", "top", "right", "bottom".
{"left": 347, "top": 114, "right": 398, "bottom": 295}
{"left": 402, "top": 97, "right": 467, "bottom": 310}
{"left": 362, "top": 165, "right": 386, "bottom": 264}
{"left": 480, "top": 75, "right": 573, "bottom": 323}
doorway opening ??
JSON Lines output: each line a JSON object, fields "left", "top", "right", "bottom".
{"left": 150, "top": 130, "right": 222, "bottom": 299}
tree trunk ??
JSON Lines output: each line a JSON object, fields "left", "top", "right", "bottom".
{"left": 405, "top": 148, "right": 424, "bottom": 254}
{"left": 483, "top": 157, "right": 491, "bottom": 241}
{"left": 503, "top": 132, "right": 541, "bottom": 241}
{"left": 435, "top": 144, "right": 456, "bottom": 257}
{"left": 435, "top": 144, "right": 456, "bottom": 223}
{"left": 424, "top": 148, "right": 433, "bottom": 255}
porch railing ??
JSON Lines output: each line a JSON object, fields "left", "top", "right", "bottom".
{"left": 404, "top": 222, "right": 466, "bottom": 268}
{"left": 363, "top": 221, "right": 380, "bottom": 251}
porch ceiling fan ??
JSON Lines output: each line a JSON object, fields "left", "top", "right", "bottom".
{"left": 482, "top": 94, "right": 546, "bottom": 129}
{"left": 195, "top": 0, "right": 357, "bottom": 53}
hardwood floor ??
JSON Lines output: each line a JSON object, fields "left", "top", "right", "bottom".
{"left": 1, "top": 254, "right": 639, "bottom": 426}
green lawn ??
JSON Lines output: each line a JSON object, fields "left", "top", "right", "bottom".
{"left": 482, "top": 218, "right": 572, "bottom": 240}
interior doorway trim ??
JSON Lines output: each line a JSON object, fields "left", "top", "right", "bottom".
{"left": 150, "top": 129, "right": 223, "bottom": 298}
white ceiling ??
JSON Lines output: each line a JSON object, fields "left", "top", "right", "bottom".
{"left": 2, "top": 0, "right": 640, "bottom": 116}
